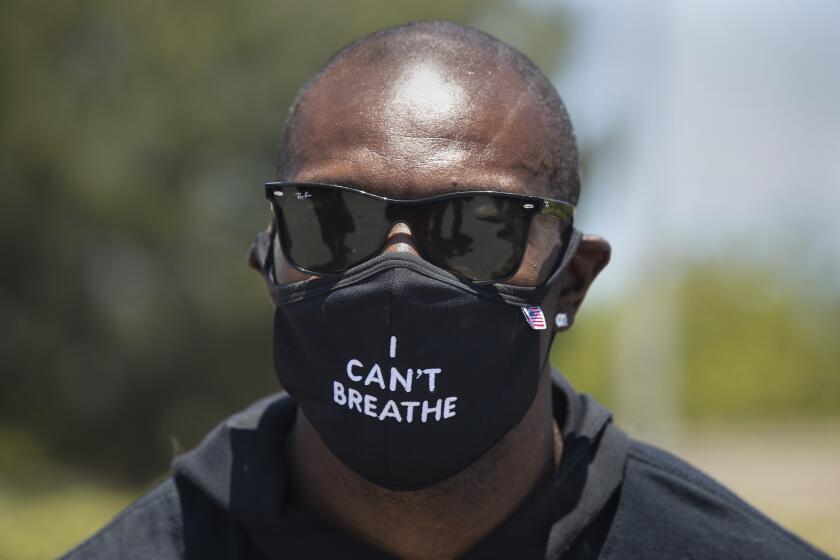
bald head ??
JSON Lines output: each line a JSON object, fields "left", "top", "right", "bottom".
{"left": 276, "top": 21, "right": 580, "bottom": 204}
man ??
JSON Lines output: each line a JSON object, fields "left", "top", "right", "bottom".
{"left": 64, "top": 22, "right": 829, "bottom": 560}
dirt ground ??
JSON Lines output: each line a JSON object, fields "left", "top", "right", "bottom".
{"left": 659, "top": 421, "right": 840, "bottom": 557}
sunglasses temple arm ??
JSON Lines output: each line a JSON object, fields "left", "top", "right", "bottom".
{"left": 541, "top": 199, "right": 575, "bottom": 224}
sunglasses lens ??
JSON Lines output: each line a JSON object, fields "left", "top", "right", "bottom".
{"left": 270, "top": 185, "right": 541, "bottom": 281}
{"left": 274, "top": 186, "right": 388, "bottom": 273}
{"left": 413, "top": 195, "right": 534, "bottom": 282}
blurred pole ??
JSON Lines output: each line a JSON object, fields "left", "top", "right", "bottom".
{"left": 614, "top": 269, "right": 682, "bottom": 445}
{"left": 599, "top": 2, "right": 683, "bottom": 445}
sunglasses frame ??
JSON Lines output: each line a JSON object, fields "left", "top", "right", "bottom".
{"left": 263, "top": 181, "right": 576, "bottom": 283}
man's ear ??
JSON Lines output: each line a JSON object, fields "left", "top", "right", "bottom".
{"left": 554, "top": 234, "right": 611, "bottom": 331}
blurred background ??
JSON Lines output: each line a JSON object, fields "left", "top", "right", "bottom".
{"left": 1, "top": 0, "right": 837, "bottom": 557}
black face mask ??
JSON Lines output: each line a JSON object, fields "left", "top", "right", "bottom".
{"left": 255, "top": 229, "right": 582, "bottom": 490}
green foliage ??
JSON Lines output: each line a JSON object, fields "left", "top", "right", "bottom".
{"left": 553, "top": 261, "right": 840, "bottom": 421}
{"left": 0, "top": 427, "right": 54, "bottom": 489}
{"left": 679, "top": 264, "right": 840, "bottom": 419}
{"left": 551, "top": 305, "right": 616, "bottom": 408}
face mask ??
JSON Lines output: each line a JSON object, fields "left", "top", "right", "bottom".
{"left": 255, "top": 229, "right": 582, "bottom": 490}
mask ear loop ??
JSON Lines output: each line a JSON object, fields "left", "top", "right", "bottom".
{"left": 545, "top": 227, "right": 583, "bottom": 286}
{"left": 251, "top": 220, "right": 278, "bottom": 289}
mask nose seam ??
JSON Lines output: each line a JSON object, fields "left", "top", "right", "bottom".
{"left": 385, "top": 266, "right": 396, "bottom": 486}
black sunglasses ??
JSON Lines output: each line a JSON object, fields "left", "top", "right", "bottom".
{"left": 264, "top": 182, "right": 575, "bottom": 283}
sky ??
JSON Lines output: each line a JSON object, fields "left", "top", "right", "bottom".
{"left": 550, "top": 0, "right": 840, "bottom": 299}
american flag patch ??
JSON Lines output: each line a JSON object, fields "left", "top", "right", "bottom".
{"left": 521, "top": 306, "right": 547, "bottom": 330}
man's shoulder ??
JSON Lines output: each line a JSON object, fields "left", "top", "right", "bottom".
{"left": 604, "top": 440, "right": 830, "bottom": 559}
{"left": 60, "top": 478, "right": 185, "bottom": 559}
{"left": 60, "top": 393, "right": 295, "bottom": 559}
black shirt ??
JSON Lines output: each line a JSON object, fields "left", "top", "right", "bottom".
{"left": 62, "top": 372, "right": 830, "bottom": 559}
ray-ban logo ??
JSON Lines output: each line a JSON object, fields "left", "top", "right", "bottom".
{"left": 296, "top": 191, "right": 312, "bottom": 200}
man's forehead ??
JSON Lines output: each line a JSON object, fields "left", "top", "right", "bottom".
{"left": 287, "top": 54, "right": 557, "bottom": 198}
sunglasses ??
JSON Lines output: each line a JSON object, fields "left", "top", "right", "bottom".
{"left": 264, "top": 182, "right": 575, "bottom": 283}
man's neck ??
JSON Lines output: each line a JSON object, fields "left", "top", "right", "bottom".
{"left": 285, "top": 372, "right": 562, "bottom": 560}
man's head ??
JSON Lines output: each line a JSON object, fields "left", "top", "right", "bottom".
{"left": 277, "top": 22, "right": 580, "bottom": 203}
{"left": 261, "top": 21, "right": 609, "bottom": 307}
{"left": 252, "top": 21, "right": 612, "bottom": 493}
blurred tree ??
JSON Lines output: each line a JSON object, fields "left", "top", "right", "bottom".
{"left": 679, "top": 263, "right": 840, "bottom": 419}
{"left": 0, "top": 0, "right": 573, "bottom": 483}
{"left": 555, "top": 260, "right": 840, "bottom": 424}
